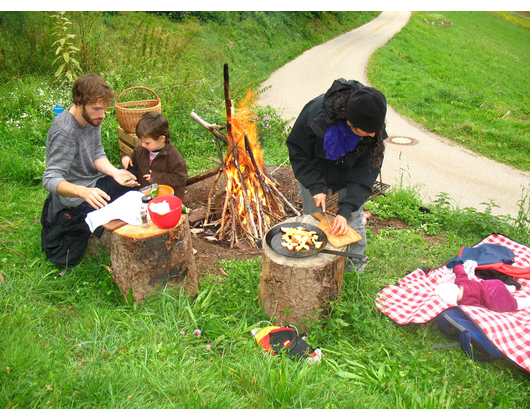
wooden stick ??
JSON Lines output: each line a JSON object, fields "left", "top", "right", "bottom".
{"left": 206, "top": 123, "right": 231, "bottom": 224}
{"left": 268, "top": 181, "right": 301, "bottom": 216}
{"left": 218, "top": 190, "right": 230, "bottom": 240}
{"left": 223, "top": 63, "right": 258, "bottom": 239}
{"left": 244, "top": 133, "right": 271, "bottom": 196}
{"left": 189, "top": 111, "right": 228, "bottom": 144}
{"left": 186, "top": 166, "right": 221, "bottom": 186}
{"left": 205, "top": 169, "right": 222, "bottom": 223}
{"left": 223, "top": 64, "right": 234, "bottom": 141}
{"left": 229, "top": 198, "right": 238, "bottom": 247}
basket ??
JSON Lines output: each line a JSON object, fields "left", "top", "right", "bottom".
{"left": 115, "top": 86, "right": 161, "bottom": 133}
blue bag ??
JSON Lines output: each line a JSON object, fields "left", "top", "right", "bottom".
{"left": 434, "top": 307, "right": 506, "bottom": 361}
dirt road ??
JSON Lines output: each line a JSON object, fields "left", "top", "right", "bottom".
{"left": 258, "top": 11, "right": 530, "bottom": 218}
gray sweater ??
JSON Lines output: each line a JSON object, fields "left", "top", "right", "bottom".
{"left": 42, "top": 105, "right": 107, "bottom": 208}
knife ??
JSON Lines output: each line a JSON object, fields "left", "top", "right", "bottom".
{"left": 323, "top": 211, "right": 333, "bottom": 233}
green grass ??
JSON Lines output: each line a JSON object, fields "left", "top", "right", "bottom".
{"left": 2, "top": 11, "right": 530, "bottom": 409}
{"left": 369, "top": 11, "right": 530, "bottom": 171}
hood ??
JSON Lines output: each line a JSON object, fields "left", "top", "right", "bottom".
{"left": 322, "top": 78, "right": 365, "bottom": 109}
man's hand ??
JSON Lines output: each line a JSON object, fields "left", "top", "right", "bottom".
{"left": 95, "top": 157, "right": 139, "bottom": 187}
{"left": 56, "top": 180, "right": 113, "bottom": 209}
{"left": 114, "top": 169, "right": 140, "bottom": 187}
{"left": 81, "top": 187, "right": 111, "bottom": 210}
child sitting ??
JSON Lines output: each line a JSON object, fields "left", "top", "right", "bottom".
{"left": 435, "top": 261, "right": 530, "bottom": 312}
{"left": 121, "top": 111, "right": 187, "bottom": 200}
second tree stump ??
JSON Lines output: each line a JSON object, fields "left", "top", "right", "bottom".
{"left": 258, "top": 215, "right": 346, "bottom": 330}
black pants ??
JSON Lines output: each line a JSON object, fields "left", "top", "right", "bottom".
{"left": 71, "top": 174, "right": 139, "bottom": 218}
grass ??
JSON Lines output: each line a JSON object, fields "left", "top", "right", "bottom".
{"left": 1, "top": 11, "right": 530, "bottom": 409}
{"left": 369, "top": 11, "right": 530, "bottom": 171}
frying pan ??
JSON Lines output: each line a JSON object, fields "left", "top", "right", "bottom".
{"left": 265, "top": 222, "right": 366, "bottom": 261}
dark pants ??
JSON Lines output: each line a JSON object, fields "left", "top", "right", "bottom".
{"left": 71, "top": 175, "right": 137, "bottom": 237}
{"left": 71, "top": 174, "right": 138, "bottom": 218}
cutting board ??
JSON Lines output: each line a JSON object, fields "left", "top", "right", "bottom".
{"left": 314, "top": 212, "right": 361, "bottom": 248}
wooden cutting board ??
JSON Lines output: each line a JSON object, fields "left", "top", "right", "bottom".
{"left": 313, "top": 212, "right": 361, "bottom": 248}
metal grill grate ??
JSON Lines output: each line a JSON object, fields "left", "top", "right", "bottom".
{"left": 328, "top": 179, "right": 390, "bottom": 215}
{"left": 296, "top": 176, "right": 390, "bottom": 216}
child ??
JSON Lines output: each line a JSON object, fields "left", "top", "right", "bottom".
{"left": 121, "top": 111, "right": 187, "bottom": 200}
{"left": 435, "top": 262, "right": 530, "bottom": 312}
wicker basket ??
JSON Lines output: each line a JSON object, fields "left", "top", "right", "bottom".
{"left": 115, "top": 86, "right": 162, "bottom": 133}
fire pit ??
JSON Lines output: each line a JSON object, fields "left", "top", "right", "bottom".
{"left": 190, "top": 64, "right": 300, "bottom": 248}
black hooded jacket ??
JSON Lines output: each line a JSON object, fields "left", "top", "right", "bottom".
{"left": 286, "top": 79, "right": 387, "bottom": 219}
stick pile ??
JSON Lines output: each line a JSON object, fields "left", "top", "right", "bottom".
{"left": 190, "top": 64, "right": 300, "bottom": 248}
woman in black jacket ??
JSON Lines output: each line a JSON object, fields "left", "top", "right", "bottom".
{"left": 286, "top": 79, "right": 387, "bottom": 270}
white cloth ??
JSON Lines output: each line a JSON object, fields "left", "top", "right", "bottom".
{"left": 85, "top": 191, "right": 145, "bottom": 232}
{"left": 434, "top": 282, "right": 460, "bottom": 306}
{"left": 463, "top": 260, "right": 478, "bottom": 278}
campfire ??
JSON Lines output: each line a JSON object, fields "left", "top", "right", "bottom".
{"left": 189, "top": 64, "right": 299, "bottom": 248}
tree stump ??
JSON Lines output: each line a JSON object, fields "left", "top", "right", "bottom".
{"left": 108, "top": 214, "right": 198, "bottom": 302}
{"left": 258, "top": 215, "right": 346, "bottom": 330}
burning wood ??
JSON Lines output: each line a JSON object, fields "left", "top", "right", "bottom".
{"left": 190, "top": 64, "right": 300, "bottom": 248}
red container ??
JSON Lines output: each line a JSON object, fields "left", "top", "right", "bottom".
{"left": 148, "top": 195, "right": 182, "bottom": 230}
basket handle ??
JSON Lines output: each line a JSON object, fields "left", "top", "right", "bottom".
{"left": 115, "top": 86, "right": 160, "bottom": 106}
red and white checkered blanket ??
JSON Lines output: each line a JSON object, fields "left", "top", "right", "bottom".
{"left": 375, "top": 234, "right": 530, "bottom": 372}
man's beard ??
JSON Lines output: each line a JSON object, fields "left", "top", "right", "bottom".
{"left": 82, "top": 106, "right": 103, "bottom": 127}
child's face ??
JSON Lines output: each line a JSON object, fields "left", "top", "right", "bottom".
{"left": 140, "top": 136, "right": 165, "bottom": 152}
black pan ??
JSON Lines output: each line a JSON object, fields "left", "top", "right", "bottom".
{"left": 265, "top": 222, "right": 366, "bottom": 261}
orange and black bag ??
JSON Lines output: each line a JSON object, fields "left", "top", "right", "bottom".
{"left": 252, "top": 324, "right": 321, "bottom": 364}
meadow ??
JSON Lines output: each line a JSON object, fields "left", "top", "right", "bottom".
{"left": 1, "top": 11, "right": 529, "bottom": 409}
{"left": 369, "top": 11, "right": 530, "bottom": 171}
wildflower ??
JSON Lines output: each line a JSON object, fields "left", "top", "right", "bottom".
{"left": 181, "top": 330, "right": 185, "bottom": 335}
{"left": 206, "top": 344, "right": 211, "bottom": 350}
{"left": 102, "top": 349, "right": 106, "bottom": 353}
{"left": 193, "top": 329, "right": 201, "bottom": 338}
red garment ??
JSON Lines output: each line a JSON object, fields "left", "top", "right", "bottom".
{"left": 454, "top": 264, "right": 518, "bottom": 312}
{"left": 484, "top": 280, "right": 518, "bottom": 312}
{"left": 453, "top": 264, "right": 493, "bottom": 310}
{"left": 476, "top": 262, "right": 530, "bottom": 280}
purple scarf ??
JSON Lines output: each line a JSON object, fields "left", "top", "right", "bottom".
{"left": 323, "top": 121, "right": 361, "bottom": 160}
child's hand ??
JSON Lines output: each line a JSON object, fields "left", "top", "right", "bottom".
{"left": 143, "top": 170, "right": 152, "bottom": 183}
{"left": 121, "top": 155, "right": 133, "bottom": 169}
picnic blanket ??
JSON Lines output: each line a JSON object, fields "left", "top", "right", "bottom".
{"left": 375, "top": 234, "right": 530, "bottom": 372}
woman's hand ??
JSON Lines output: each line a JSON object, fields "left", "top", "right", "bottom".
{"left": 331, "top": 215, "right": 348, "bottom": 236}
{"left": 313, "top": 193, "right": 327, "bottom": 213}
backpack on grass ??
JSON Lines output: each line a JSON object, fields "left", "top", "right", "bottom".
{"left": 40, "top": 194, "right": 91, "bottom": 266}
{"left": 434, "top": 307, "right": 506, "bottom": 362}
{"left": 251, "top": 323, "right": 322, "bottom": 364}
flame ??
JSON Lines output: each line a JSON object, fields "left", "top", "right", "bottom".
{"left": 224, "top": 90, "right": 271, "bottom": 234}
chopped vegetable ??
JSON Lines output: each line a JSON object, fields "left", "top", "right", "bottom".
{"left": 280, "top": 226, "right": 323, "bottom": 252}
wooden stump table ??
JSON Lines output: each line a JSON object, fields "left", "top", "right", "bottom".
{"left": 258, "top": 215, "right": 346, "bottom": 330}
{"left": 104, "top": 214, "right": 198, "bottom": 302}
